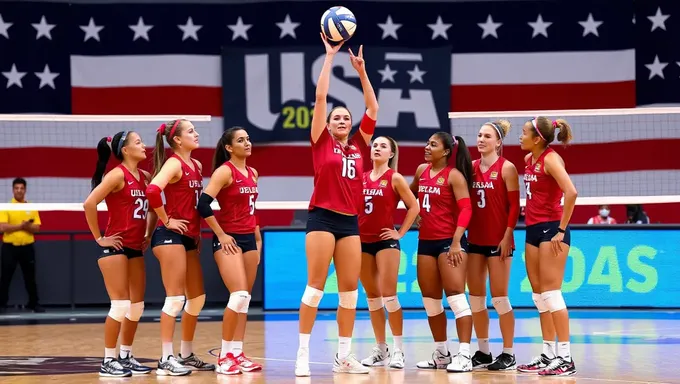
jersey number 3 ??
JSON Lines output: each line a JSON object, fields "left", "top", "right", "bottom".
{"left": 341, "top": 158, "right": 356, "bottom": 179}
{"left": 133, "top": 198, "right": 149, "bottom": 219}
{"left": 476, "top": 189, "right": 486, "bottom": 208}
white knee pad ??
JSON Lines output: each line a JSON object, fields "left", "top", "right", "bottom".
{"left": 125, "top": 301, "right": 144, "bottom": 322}
{"left": 162, "top": 295, "right": 186, "bottom": 317}
{"left": 240, "top": 294, "right": 252, "bottom": 314}
{"left": 367, "top": 296, "right": 384, "bottom": 312}
{"left": 541, "top": 290, "right": 567, "bottom": 313}
{"left": 383, "top": 296, "right": 401, "bottom": 313}
{"left": 469, "top": 295, "right": 487, "bottom": 313}
{"left": 227, "top": 291, "right": 250, "bottom": 313}
{"left": 108, "top": 300, "right": 131, "bottom": 322}
{"left": 339, "top": 290, "right": 358, "bottom": 309}
{"left": 532, "top": 292, "right": 549, "bottom": 313}
{"left": 422, "top": 297, "right": 444, "bottom": 317}
{"left": 184, "top": 294, "right": 205, "bottom": 316}
{"left": 492, "top": 296, "right": 513, "bottom": 315}
{"left": 301, "top": 285, "right": 324, "bottom": 307}
{"left": 446, "top": 293, "right": 472, "bottom": 319}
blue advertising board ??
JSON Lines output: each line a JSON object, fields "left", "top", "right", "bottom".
{"left": 263, "top": 228, "right": 679, "bottom": 310}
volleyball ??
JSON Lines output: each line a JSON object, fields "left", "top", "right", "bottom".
{"left": 320, "top": 6, "right": 357, "bottom": 43}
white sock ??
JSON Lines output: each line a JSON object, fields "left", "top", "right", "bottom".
{"left": 220, "top": 340, "right": 232, "bottom": 359}
{"left": 104, "top": 347, "right": 117, "bottom": 360}
{"left": 435, "top": 341, "right": 448, "bottom": 355}
{"left": 393, "top": 336, "right": 403, "bottom": 351}
{"left": 459, "top": 342, "right": 471, "bottom": 358}
{"left": 180, "top": 340, "right": 192, "bottom": 358}
{"left": 232, "top": 341, "right": 243, "bottom": 356}
{"left": 299, "top": 333, "right": 311, "bottom": 350}
{"left": 477, "top": 338, "right": 490, "bottom": 354}
{"left": 378, "top": 342, "right": 388, "bottom": 354}
{"left": 119, "top": 345, "right": 132, "bottom": 359}
{"left": 557, "top": 341, "right": 571, "bottom": 361}
{"left": 543, "top": 340, "right": 556, "bottom": 359}
{"left": 338, "top": 337, "right": 352, "bottom": 360}
{"left": 162, "top": 342, "right": 173, "bottom": 361}
{"left": 503, "top": 347, "right": 513, "bottom": 355}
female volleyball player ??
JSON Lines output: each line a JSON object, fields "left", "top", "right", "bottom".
{"left": 197, "top": 127, "right": 262, "bottom": 375}
{"left": 409, "top": 132, "right": 474, "bottom": 373}
{"left": 516, "top": 116, "right": 577, "bottom": 376}
{"left": 358, "top": 136, "right": 419, "bottom": 370}
{"left": 84, "top": 131, "right": 154, "bottom": 377}
{"left": 294, "top": 35, "right": 378, "bottom": 377}
{"left": 146, "top": 119, "right": 215, "bottom": 376}
{"left": 467, "top": 121, "right": 520, "bottom": 371}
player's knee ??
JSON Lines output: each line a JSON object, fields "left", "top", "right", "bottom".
{"left": 446, "top": 293, "right": 472, "bottom": 319}
{"left": 541, "top": 290, "right": 566, "bottom": 313}
{"left": 532, "top": 292, "right": 549, "bottom": 313}
{"left": 301, "top": 285, "right": 324, "bottom": 308}
{"left": 422, "top": 297, "right": 444, "bottom": 317}
{"left": 227, "top": 291, "right": 250, "bottom": 313}
{"left": 338, "top": 290, "right": 358, "bottom": 309}
{"left": 367, "top": 296, "right": 384, "bottom": 312}
{"left": 383, "top": 296, "right": 401, "bottom": 313}
{"left": 491, "top": 296, "right": 513, "bottom": 315}
{"left": 184, "top": 294, "right": 205, "bottom": 316}
{"left": 162, "top": 295, "right": 186, "bottom": 317}
{"left": 469, "top": 295, "right": 487, "bottom": 313}
{"left": 108, "top": 300, "right": 131, "bottom": 322}
{"left": 125, "top": 301, "right": 144, "bottom": 322}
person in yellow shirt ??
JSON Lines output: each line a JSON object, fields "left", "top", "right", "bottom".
{"left": 0, "top": 178, "right": 44, "bottom": 313}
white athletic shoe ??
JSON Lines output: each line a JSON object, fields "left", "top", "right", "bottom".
{"left": 388, "top": 349, "right": 405, "bottom": 369}
{"left": 446, "top": 353, "right": 472, "bottom": 373}
{"left": 361, "top": 346, "right": 389, "bottom": 367}
{"left": 294, "top": 349, "right": 311, "bottom": 377}
{"left": 333, "top": 354, "right": 370, "bottom": 374}
{"left": 416, "top": 349, "right": 452, "bottom": 370}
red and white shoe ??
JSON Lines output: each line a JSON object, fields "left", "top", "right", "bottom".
{"left": 216, "top": 353, "right": 241, "bottom": 375}
{"left": 235, "top": 353, "right": 263, "bottom": 372}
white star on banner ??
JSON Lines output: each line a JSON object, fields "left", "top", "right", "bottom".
{"left": 228, "top": 17, "right": 252, "bottom": 41}
{"left": 178, "top": 17, "right": 202, "bottom": 41}
{"left": 129, "top": 17, "right": 153, "bottom": 41}
{"left": 427, "top": 16, "right": 451, "bottom": 40}
{"left": 407, "top": 65, "right": 426, "bottom": 83}
{"left": 80, "top": 17, "right": 103, "bottom": 42}
{"left": 648, "top": 7, "right": 670, "bottom": 32}
{"left": 276, "top": 14, "right": 300, "bottom": 39}
{"left": 35, "top": 64, "right": 59, "bottom": 89}
{"left": 645, "top": 55, "right": 667, "bottom": 79}
{"left": 32, "top": 15, "right": 56, "bottom": 40}
{"left": 579, "top": 13, "right": 603, "bottom": 37}
{"left": 478, "top": 15, "right": 502, "bottom": 39}
{"left": 2, "top": 64, "right": 26, "bottom": 88}
{"left": 0, "top": 14, "right": 13, "bottom": 39}
{"left": 377, "top": 15, "right": 401, "bottom": 40}
{"left": 528, "top": 14, "right": 552, "bottom": 38}
{"left": 378, "top": 64, "right": 397, "bottom": 83}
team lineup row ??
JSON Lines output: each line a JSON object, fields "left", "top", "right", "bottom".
{"left": 82, "top": 36, "right": 578, "bottom": 378}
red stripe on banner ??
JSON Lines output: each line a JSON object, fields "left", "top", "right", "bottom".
{"left": 71, "top": 86, "right": 223, "bottom": 116}
{"left": 450, "top": 81, "right": 636, "bottom": 112}
{"left": 1, "top": 140, "right": 678, "bottom": 178}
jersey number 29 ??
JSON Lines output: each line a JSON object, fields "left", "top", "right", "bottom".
{"left": 133, "top": 198, "right": 149, "bottom": 219}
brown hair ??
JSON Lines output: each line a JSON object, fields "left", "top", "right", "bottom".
{"left": 376, "top": 136, "right": 399, "bottom": 172}
{"left": 326, "top": 106, "right": 352, "bottom": 123}
{"left": 532, "top": 116, "right": 573, "bottom": 147}
{"left": 213, "top": 126, "right": 247, "bottom": 172}
{"left": 153, "top": 119, "right": 187, "bottom": 177}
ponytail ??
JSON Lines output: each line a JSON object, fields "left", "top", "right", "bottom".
{"left": 92, "top": 137, "right": 112, "bottom": 190}
{"left": 454, "top": 136, "right": 473, "bottom": 188}
{"left": 212, "top": 135, "right": 231, "bottom": 172}
{"left": 555, "top": 118, "right": 573, "bottom": 146}
{"left": 152, "top": 130, "right": 166, "bottom": 178}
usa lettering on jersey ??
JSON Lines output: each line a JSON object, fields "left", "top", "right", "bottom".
{"left": 472, "top": 181, "right": 494, "bottom": 189}
{"left": 418, "top": 185, "right": 442, "bottom": 195}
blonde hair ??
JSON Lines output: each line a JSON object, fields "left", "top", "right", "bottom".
{"left": 153, "top": 119, "right": 188, "bottom": 177}
{"left": 385, "top": 136, "right": 399, "bottom": 172}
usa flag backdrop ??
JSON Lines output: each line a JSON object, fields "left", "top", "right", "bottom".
{"left": 1, "top": 0, "right": 679, "bottom": 227}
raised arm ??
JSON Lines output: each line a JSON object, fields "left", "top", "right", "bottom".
{"left": 349, "top": 45, "right": 379, "bottom": 144}
{"left": 310, "top": 34, "right": 345, "bottom": 144}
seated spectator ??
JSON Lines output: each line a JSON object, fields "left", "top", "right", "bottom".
{"left": 587, "top": 205, "right": 617, "bottom": 224}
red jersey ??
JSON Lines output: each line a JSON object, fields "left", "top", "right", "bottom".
{"left": 104, "top": 165, "right": 148, "bottom": 250}
{"left": 162, "top": 154, "right": 203, "bottom": 238}
{"left": 215, "top": 162, "right": 258, "bottom": 234}
{"left": 523, "top": 148, "right": 563, "bottom": 226}
{"left": 359, "top": 169, "right": 398, "bottom": 243}
{"left": 417, "top": 165, "right": 458, "bottom": 240}
{"left": 308, "top": 115, "right": 374, "bottom": 215}
{"left": 468, "top": 158, "right": 509, "bottom": 246}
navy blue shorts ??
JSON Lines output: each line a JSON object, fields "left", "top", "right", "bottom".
{"left": 151, "top": 226, "right": 198, "bottom": 252}
{"left": 418, "top": 235, "right": 468, "bottom": 258}
{"left": 525, "top": 220, "right": 571, "bottom": 247}
{"left": 361, "top": 239, "right": 400, "bottom": 256}
{"left": 99, "top": 246, "right": 144, "bottom": 259}
{"left": 306, "top": 207, "right": 359, "bottom": 240}
{"left": 468, "top": 243, "right": 514, "bottom": 258}
{"left": 212, "top": 233, "right": 257, "bottom": 254}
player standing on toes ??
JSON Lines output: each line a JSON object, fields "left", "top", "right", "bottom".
{"left": 358, "top": 136, "right": 419, "bottom": 369}
{"left": 146, "top": 120, "right": 215, "bottom": 376}
{"left": 410, "top": 132, "right": 475, "bottom": 373}
{"left": 467, "top": 121, "right": 520, "bottom": 371}
{"left": 84, "top": 131, "right": 154, "bottom": 377}
{"left": 197, "top": 127, "right": 262, "bottom": 375}
{"left": 517, "top": 117, "right": 577, "bottom": 376}
{"left": 294, "top": 35, "right": 378, "bottom": 377}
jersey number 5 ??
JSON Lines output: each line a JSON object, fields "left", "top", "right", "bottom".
{"left": 364, "top": 196, "right": 373, "bottom": 214}
{"left": 422, "top": 194, "right": 431, "bottom": 213}
{"left": 476, "top": 189, "right": 486, "bottom": 208}
{"left": 341, "top": 158, "right": 356, "bottom": 179}
{"left": 133, "top": 198, "right": 149, "bottom": 219}
{"left": 249, "top": 194, "right": 255, "bottom": 215}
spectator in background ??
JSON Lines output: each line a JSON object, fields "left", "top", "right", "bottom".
{"left": 587, "top": 205, "right": 617, "bottom": 225}
{"left": 625, "top": 204, "right": 650, "bottom": 224}
{"left": 0, "top": 178, "right": 44, "bottom": 313}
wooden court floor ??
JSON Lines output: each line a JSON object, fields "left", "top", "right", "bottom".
{"left": 0, "top": 309, "right": 678, "bottom": 383}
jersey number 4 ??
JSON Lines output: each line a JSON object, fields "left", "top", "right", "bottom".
{"left": 421, "top": 194, "right": 431, "bottom": 213}
{"left": 525, "top": 182, "right": 532, "bottom": 200}
{"left": 341, "top": 158, "right": 356, "bottom": 179}
{"left": 133, "top": 198, "right": 149, "bottom": 220}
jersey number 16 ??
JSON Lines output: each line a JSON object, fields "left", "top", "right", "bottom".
{"left": 341, "top": 158, "right": 356, "bottom": 179}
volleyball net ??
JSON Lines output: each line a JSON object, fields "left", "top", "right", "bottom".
{"left": 0, "top": 109, "right": 678, "bottom": 225}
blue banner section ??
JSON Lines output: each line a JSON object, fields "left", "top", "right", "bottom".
{"left": 222, "top": 46, "right": 451, "bottom": 143}
{"left": 263, "top": 228, "right": 679, "bottom": 310}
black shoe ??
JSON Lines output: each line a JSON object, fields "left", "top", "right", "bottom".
{"left": 471, "top": 350, "right": 493, "bottom": 369}
{"left": 119, "top": 355, "right": 152, "bottom": 374}
{"left": 26, "top": 304, "right": 45, "bottom": 313}
{"left": 488, "top": 352, "right": 516, "bottom": 371}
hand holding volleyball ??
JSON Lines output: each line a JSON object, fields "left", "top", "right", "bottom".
{"left": 320, "top": 6, "right": 357, "bottom": 43}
